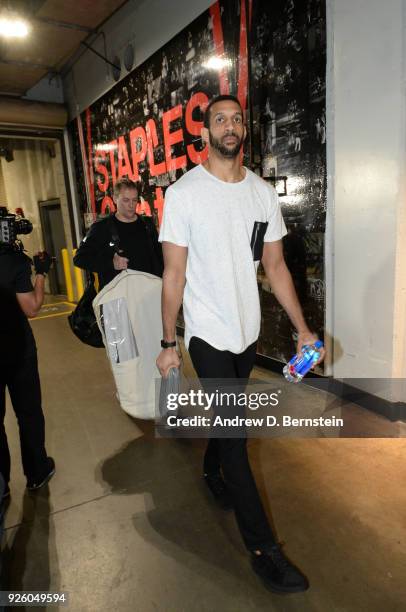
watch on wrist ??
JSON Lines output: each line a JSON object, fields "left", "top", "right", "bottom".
{"left": 161, "top": 339, "right": 176, "bottom": 349}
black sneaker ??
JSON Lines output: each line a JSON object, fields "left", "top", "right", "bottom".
{"left": 251, "top": 544, "right": 309, "bottom": 593}
{"left": 204, "top": 472, "right": 233, "bottom": 510}
{"left": 27, "top": 457, "right": 56, "bottom": 491}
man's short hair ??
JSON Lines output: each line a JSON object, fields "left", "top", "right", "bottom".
{"left": 113, "top": 177, "right": 138, "bottom": 197}
{"left": 203, "top": 95, "right": 244, "bottom": 128}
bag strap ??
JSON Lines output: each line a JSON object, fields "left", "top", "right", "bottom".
{"left": 139, "top": 214, "right": 153, "bottom": 236}
{"left": 108, "top": 215, "right": 121, "bottom": 253}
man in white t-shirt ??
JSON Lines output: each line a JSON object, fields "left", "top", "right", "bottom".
{"left": 157, "top": 95, "right": 325, "bottom": 594}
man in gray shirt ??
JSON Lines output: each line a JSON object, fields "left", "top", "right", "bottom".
{"left": 157, "top": 94, "right": 324, "bottom": 593}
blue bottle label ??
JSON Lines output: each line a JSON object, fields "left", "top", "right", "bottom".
{"left": 295, "top": 353, "right": 314, "bottom": 375}
{"left": 287, "top": 342, "right": 322, "bottom": 378}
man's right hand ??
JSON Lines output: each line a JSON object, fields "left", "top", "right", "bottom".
{"left": 156, "top": 347, "right": 181, "bottom": 377}
{"left": 113, "top": 252, "right": 129, "bottom": 270}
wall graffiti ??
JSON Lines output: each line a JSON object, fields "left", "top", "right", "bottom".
{"left": 70, "top": 0, "right": 326, "bottom": 367}
{"left": 250, "top": 0, "right": 326, "bottom": 363}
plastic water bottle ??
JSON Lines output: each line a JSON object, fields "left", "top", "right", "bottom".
{"left": 283, "top": 340, "right": 324, "bottom": 383}
{"left": 159, "top": 366, "right": 181, "bottom": 418}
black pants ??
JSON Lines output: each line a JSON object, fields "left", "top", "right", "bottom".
{"left": 188, "top": 336, "right": 276, "bottom": 553}
{"left": 0, "top": 349, "right": 48, "bottom": 485}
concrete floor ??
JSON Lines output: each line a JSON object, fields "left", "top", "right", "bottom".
{"left": 2, "top": 308, "right": 406, "bottom": 611}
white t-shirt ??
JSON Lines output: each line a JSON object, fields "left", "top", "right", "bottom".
{"left": 159, "top": 164, "right": 287, "bottom": 353}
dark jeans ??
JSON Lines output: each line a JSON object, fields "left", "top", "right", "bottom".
{"left": 0, "top": 349, "right": 48, "bottom": 485}
{"left": 0, "top": 472, "right": 4, "bottom": 533}
{"left": 188, "top": 336, "right": 276, "bottom": 553}
{"left": 0, "top": 472, "right": 4, "bottom": 607}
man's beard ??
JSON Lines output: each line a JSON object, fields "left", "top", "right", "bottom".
{"left": 209, "top": 131, "right": 244, "bottom": 158}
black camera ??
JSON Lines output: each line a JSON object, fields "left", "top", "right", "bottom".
{"left": 0, "top": 207, "right": 33, "bottom": 247}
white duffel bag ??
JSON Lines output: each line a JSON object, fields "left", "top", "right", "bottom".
{"left": 93, "top": 270, "right": 163, "bottom": 420}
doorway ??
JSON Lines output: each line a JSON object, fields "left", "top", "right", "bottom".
{"left": 39, "top": 199, "right": 67, "bottom": 295}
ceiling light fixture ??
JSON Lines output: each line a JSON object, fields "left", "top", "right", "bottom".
{"left": 0, "top": 18, "right": 29, "bottom": 38}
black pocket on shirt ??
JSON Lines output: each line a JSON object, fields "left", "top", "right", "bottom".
{"left": 250, "top": 221, "right": 268, "bottom": 261}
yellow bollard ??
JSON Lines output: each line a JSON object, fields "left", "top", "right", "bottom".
{"left": 61, "top": 248, "right": 74, "bottom": 302}
{"left": 72, "top": 249, "right": 85, "bottom": 300}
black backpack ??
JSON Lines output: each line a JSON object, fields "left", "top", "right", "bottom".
{"left": 68, "top": 272, "right": 104, "bottom": 348}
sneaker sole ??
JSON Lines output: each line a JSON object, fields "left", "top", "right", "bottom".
{"left": 27, "top": 467, "right": 56, "bottom": 491}
{"left": 252, "top": 567, "right": 309, "bottom": 594}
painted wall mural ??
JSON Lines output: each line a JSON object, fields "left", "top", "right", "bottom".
{"left": 250, "top": 0, "right": 326, "bottom": 362}
{"left": 70, "top": 0, "right": 326, "bottom": 366}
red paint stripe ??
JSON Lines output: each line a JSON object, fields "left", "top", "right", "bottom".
{"left": 76, "top": 116, "right": 93, "bottom": 215}
{"left": 209, "top": 1, "right": 230, "bottom": 94}
{"left": 85, "top": 108, "right": 96, "bottom": 214}
{"left": 237, "top": 0, "right": 248, "bottom": 114}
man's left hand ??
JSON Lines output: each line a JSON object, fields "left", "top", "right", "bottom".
{"left": 296, "top": 330, "right": 325, "bottom": 368}
{"left": 33, "top": 251, "right": 52, "bottom": 275}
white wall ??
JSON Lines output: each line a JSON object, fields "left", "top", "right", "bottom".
{"left": 63, "top": 0, "right": 213, "bottom": 119}
{"left": 1, "top": 140, "right": 74, "bottom": 259}
{"left": 330, "top": 0, "right": 406, "bottom": 394}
